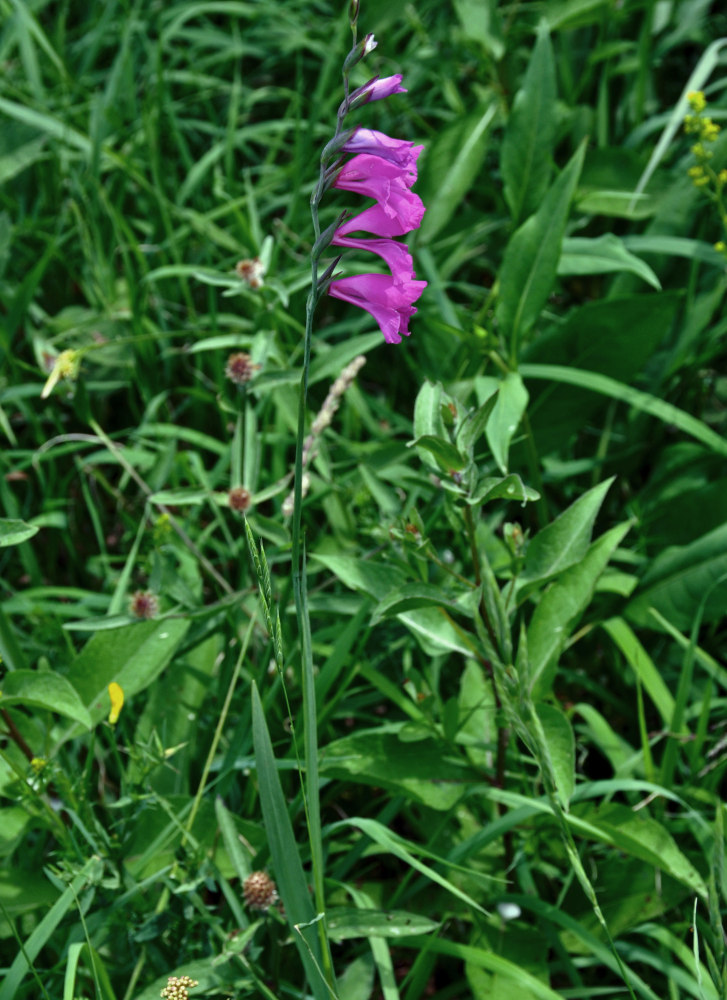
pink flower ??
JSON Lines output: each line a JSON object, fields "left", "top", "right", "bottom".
{"left": 351, "top": 74, "right": 407, "bottom": 104}
{"left": 330, "top": 233, "right": 415, "bottom": 280}
{"left": 329, "top": 274, "right": 426, "bottom": 345}
{"left": 335, "top": 198, "right": 424, "bottom": 238}
{"left": 336, "top": 152, "right": 420, "bottom": 190}
{"left": 333, "top": 154, "right": 424, "bottom": 235}
{"left": 341, "top": 128, "right": 423, "bottom": 172}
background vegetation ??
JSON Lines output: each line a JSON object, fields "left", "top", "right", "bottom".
{"left": 1, "top": 1, "right": 727, "bottom": 998}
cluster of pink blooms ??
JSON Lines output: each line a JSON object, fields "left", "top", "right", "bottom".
{"left": 327, "top": 73, "right": 426, "bottom": 344}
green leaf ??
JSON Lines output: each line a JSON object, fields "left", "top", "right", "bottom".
{"left": 250, "top": 682, "right": 325, "bottom": 997}
{"left": 527, "top": 521, "right": 631, "bottom": 698}
{"left": 468, "top": 473, "right": 539, "bottom": 506}
{"left": 518, "top": 478, "right": 614, "bottom": 593}
{"left": 0, "top": 518, "right": 39, "bottom": 547}
{"left": 0, "top": 670, "right": 92, "bottom": 728}
{"left": 453, "top": 0, "right": 504, "bottom": 58}
{"left": 576, "top": 803, "right": 708, "bottom": 898}
{"left": 370, "top": 582, "right": 475, "bottom": 625}
{"left": 479, "top": 372, "right": 529, "bottom": 473}
{"left": 559, "top": 234, "right": 661, "bottom": 289}
{"left": 65, "top": 618, "right": 190, "bottom": 728}
{"left": 312, "top": 554, "right": 406, "bottom": 600}
{"left": 419, "top": 103, "right": 497, "bottom": 243}
{"left": 519, "top": 363, "right": 727, "bottom": 457}
{"left": 410, "top": 434, "right": 467, "bottom": 472}
{"left": 600, "top": 618, "right": 676, "bottom": 727}
{"left": 326, "top": 907, "right": 438, "bottom": 941}
{"left": 455, "top": 389, "right": 499, "bottom": 457}
{"left": 0, "top": 859, "right": 100, "bottom": 1000}
{"left": 534, "top": 703, "right": 575, "bottom": 808}
{"left": 413, "top": 380, "right": 447, "bottom": 440}
{"left": 321, "top": 726, "right": 479, "bottom": 811}
{"left": 496, "top": 141, "right": 586, "bottom": 354}
{"left": 331, "top": 817, "right": 488, "bottom": 915}
{"left": 625, "top": 523, "right": 727, "bottom": 630}
{"left": 501, "top": 23, "right": 556, "bottom": 224}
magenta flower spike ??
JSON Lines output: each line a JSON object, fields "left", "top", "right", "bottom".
{"left": 323, "top": 66, "right": 426, "bottom": 345}
{"left": 329, "top": 274, "right": 426, "bottom": 345}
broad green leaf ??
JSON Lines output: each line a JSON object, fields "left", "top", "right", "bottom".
{"left": 576, "top": 803, "right": 708, "bottom": 898}
{"left": 534, "top": 702, "right": 575, "bottom": 808}
{"left": 496, "top": 141, "right": 586, "bottom": 354}
{"left": 419, "top": 103, "right": 497, "bottom": 243}
{"left": 321, "top": 726, "right": 479, "bottom": 811}
{"left": 527, "top": 521, "right": 631, "bottom": 698}
{"left": 575, "top": 189, "right": 656, "bottom": 218}
{"left": 250, "top": 683, "right": 325, "bottom": 997}
{"left": 65, "top": 618, "right": 190, "bottom": 728}
{"left": 399, "top": 607, "right": 476, "bottom": 658}
{"left": 622, "top": 234, "right": 725, "bottom": 266}
{"left": 337, "top": 954, "right": 375, "bottom": 1000}
{"left": 473, "top": 372, "right": 528, "bottom": 473}
{"left": 559, "top": 234, "right": 661, "bottom": 289}
{"left": 518, "top": 478, "right": 614, "bottom": 593}
{"left": 312, "top": 554, "right": 406, "bottom": 600}
{"left": 370, "top": 582, "right": 475, "bottom": 625}
{"left": 410, "top": 434, "right": 467, "bottom": 472}
{"left": 501, "top": 23, "right": 556, "bottom": 224}
{"left": 600, "top": 617, "right": 675, "bottom": 727}
{"left": 0, "top": 670, "right": 92, "bottom": 728}
{"left": 455, "top": 389, "right": 499, "bottom": 456}
{"left": 326, "top": 907, "right": 438, "bottom": 941}
{"left": 519, "top": 363, "right": 727, "bottom": 457}
{"left": 413, "top": 380, "right": 446, "bottom": 440}
{"left": 467, "top": 473, "right": 539, "bottom": 506}
{"left": 0, "top": 518, "right": 39, "bottom": 547}
{"left": 625, "top": 523, "right": 727, "bottom": 630}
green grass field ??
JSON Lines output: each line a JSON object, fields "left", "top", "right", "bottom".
{"left": 1, "top": 1, "right": 727, "bottom": 998}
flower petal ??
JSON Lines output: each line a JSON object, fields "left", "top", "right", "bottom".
{"left": 331, "top": 233, "right": 415, "bottom": 281}
{"left": 329, "top": 274, "right": 427, "bottom": 344}
{"left": 342, "top": 128, "right": 424, "bottom": 171}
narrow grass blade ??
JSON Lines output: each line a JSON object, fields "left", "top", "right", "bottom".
{"left": 250, "top": 681, "right": 327, "bottom": 1000}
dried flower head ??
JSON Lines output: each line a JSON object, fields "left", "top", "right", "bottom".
{"left": 243, "top": 870, "right": 278, "bottom": 911}
{"left": 129, "top": 590, "right": 159, "bottom": 619}
{"left": 235, "top": 256, "right": 265, "bottom": 289}
{"left": 228, "top": 487, "right": 252, "bottom": 513}
{"left": 225, "top": 352, "right": 260, "bottom": 386}
{"left": 160, "top": 975, "right": 199, "bottom": 1000}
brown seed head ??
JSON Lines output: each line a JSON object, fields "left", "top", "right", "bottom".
{"left": 243, "top": 870, "right": 278, "bottom": 911}
{"left": 235, "top": 256, "right": 265, "bottom": 289}
{"left": 228, "top": 487, "right": 252, "bottom": 513}
{"left": 129, "top": 590, "right": 159, "bottom": 619}
{"left": 225, "top": 352, "right": 259, "bottom": 386}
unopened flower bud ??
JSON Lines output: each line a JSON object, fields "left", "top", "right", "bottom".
{"left": 343, "top": 33, "right": 377, "bottom": 73}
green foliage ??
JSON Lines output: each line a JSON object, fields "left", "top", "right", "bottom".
{"left": 1, "top": 1, "right": 727, "bottom": 999}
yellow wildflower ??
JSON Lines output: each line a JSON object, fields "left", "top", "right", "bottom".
{"left": 108, "top": 683, "right": 124, "bottom": 725}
